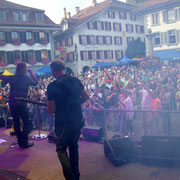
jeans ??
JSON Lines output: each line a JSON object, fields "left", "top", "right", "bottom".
{"left": 10, "top": 103, "right": 29, "bottom": 147}
{"left": 56, "top": 127, "right": 81, "bottom": 180}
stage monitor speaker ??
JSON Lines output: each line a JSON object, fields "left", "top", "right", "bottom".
{"left": 104, "top": 136, "right": 139, "bottom": 166}
{"left": 141, "top": 136, "right": 180, "bottom": 166}
{"left": 82, "top": 126, "right": 103, "bottom": 142}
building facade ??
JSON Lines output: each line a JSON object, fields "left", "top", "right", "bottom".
{"left": 54, "top": 0, "right": 145, "bottom": 74}
{"left": 139, "top": 0, "right": 180, "bottom": 60}
{"left": 0, "top": 0, "right": 60, "bottom": 73}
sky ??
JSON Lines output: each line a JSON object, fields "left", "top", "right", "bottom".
{"left": 8, "top": 0, "right": 126, "bottom": 24}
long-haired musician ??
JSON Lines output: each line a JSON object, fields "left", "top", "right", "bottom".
{"left": 0, "top": 63, "right": 38, "bottom": 148}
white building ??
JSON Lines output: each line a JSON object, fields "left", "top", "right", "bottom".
{"left": 138, "top": 0, "right": 180, "bottom": 60}
{"left": 0, "top": 0, "right": 60, "bottom": 73}
{"left": 54, "top": 0, "right": 145, "bottom": 74}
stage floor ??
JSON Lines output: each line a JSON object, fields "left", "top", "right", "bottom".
{"left": 0, "top": 127, "right": 180, "bottom": 180}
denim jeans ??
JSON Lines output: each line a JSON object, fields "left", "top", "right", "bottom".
{"left": 56, "top": 127, "right": 81, "bottom": 180}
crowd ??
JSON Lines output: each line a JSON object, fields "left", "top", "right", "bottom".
{"left": 0, "top": 60, "right": 180, "bottom": 136}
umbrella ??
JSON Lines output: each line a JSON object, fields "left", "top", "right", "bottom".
{"left": 38, "top": 65, "right": 52, "bottom": 75}
{"left": 115, "top": 56, "right": 133, "bottom": 66}
{"left": 33, "top": 69, "right": 44, "bottom": 76}
{"left": 2, "top": 69, "right": 13, "bottom": 75}
{"left": 92, "top": 61, "right": 115, "bottom": 68}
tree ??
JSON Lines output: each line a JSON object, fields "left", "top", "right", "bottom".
{"left": 126, "top": 0, "right": 149, "bottom": 6}
{"left": 125, "top": 38, "right": 146, "bottom": 59}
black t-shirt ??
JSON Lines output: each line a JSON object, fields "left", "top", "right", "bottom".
{"left": 47, "top": 74, "right": 84, "bottom": 136}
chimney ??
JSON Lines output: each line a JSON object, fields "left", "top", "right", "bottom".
{"left": 67, "top": 12, "right": 71, "bottom": 18}
{"left": 75, "top": 6, "right": 80, "bottom": 14}
{"left": 92, "top": 0, "right": 97, "bottom": 7}
{"left": 64, "top": 8, "right": 67, "bottom": 18}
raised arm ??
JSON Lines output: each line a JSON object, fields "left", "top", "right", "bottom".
{"left": 80, "top": 89, "right": 90, "bottom": 105}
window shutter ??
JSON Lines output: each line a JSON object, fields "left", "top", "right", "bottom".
{"left": 175, "top": 9, "right": 178, "bottom": 20}
{"left": 59, "top": 40, "right": 62, "bottom": 46}
{"left": 7, "top": 51, "right": 13, "bottom": 64}
{"left": 104, "top": 51, "right": 107, "bottom": 59}
{"left": 110, "top": 36, "right": 112, "bottom": 44}
{"left": 115, "top": 50, "right": 117, "bottom": 59}
{"left": 34, "top": 32, "right": 39, "bottom": 43}
{"left": 113, "top": 12, "right": 115, "bottom": 19}
{"left": 87, "top": 22, "right": 90, "bottom": 29}
{"left": 101, "top": 21, "right": 104, "bottom": 30}
{"left": 125, "top": 13, "right": 127, "bottom": 20}
{"left": 126, "top": 24, "right": 128, "bottom": 32}
{"left": 160, "top": 32, "right": 164, "bottom": 45}
{"left": 94, "top": 21, "right": 97, "bottom": 30}
{"left": 135, "top": 25, "right": 138, "bottom": 33}
{"left": 176, "top": 30, "right": 180, "bottom": 43}
{"left": 65, "top": 39, "right": 68, "bottom": 46}
{"left": 79, "top": 35, "right": 82, "bottom": 44}
{"left": 108, "top": 11, "right": 110, "bottom": 18}
{"left": 131, "top": 25, "right": 134, "bottom": 32}
{"left": 120, "top": 37, "right": 122, "bottom": 45}
{"left": 80, "top": 51, "right": 83, "bottom": 60}
{"left": 111, "top": 50, "right": 113, "bottom": 59}
{"left": 20, "top": 32, "right": 26, "bottom": 43}
{"left": 114, "top": 37, "right": 116, "bottom": 45}
{"left": 103, "top": 36, "right": 106, "bottom": 44}
{"left": 96, "top": 36, "right": 99, "bottom": 44}
{"left": 48, "top": 50, "right": 51, "bottom": 60}
{"left": 35, "top": 50, "right": 41, "bottom": 62}
{"left": 113, "top": 23, "right": 115, "bottom": 31}
{"left": 164, "top": 32, "right": 168, "bottom": 44}
{"left": 5, "top": 32, "right": 12, "bottom": 43}
{"left": 46, "top": 32, "right": 49, "bottom": 42}
{"left": 109, "top": 22, "right": 111, "bottom": 31}
{"left": 121, "top": 50, "right": 123, "bottom": 58}
{"left": 71, "top": 36, "right": 73, "bottom": 46}
{"left": 88, "top": 51, "right": 92, "bottom": 60}
{"left": 87, "top": 35, "right": 90, "bottom": 45}
{"left": 140, "top": 26, "right": 144, "bottom": 33}
{"left": 119, "top": 23, "right": 122, "bottom": 31}
{"left": 96, "top": 51, "right": 100, "bottom": 59}
{"left": 119, "top": 12, "right": 121, "bottom": 19}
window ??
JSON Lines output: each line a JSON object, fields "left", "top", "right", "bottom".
{"left": 36, "top": 13, "right": 44, "bottom": 23}
{"left": 26, "top": 32, "right": 33, "bottom": 40}
{"left": 80, "top": 51, "right": 88, "bottom": 60}
{"left": 96, "top": 36, "right": 103, "bottom": 45}
{"left": 0, "top": 51, "right": 6, "bottom": 61}
{"left": 130, "top": 14, "right": 137, "bottom": 21}
{"left": 126, "top": 24, "right": 133, "bottom": 33}
{"left": 69, "top": 52, "right": 74, "bottom": 62}
{"left": 152, "top": 12, "right": 159, "bottom": 25}
{"left": 39, "top": 32, "right": 45, "bottom": 39}
{"left": 11, "top": 32, "right": 18, "bottom": 39}
{"left": 168, "top": 30, "right": 176, "bottom": 44}
{"left": 107, "top": 50, "right": 112, "bottom": 59}
{"left": 88, "top": 21, "right": 94, "bottom": 29}
{"left": 104, "top": 22, "right": 111, "bottom": 31}
{"left": 0, "top": 32, "right": 4, "bottom": 40}
{"left": 14, "top": 51, "right": 21, "bottom": 60}
{"left": 14, "top": 12, "right": 28, "bottom": 22}
{"left": 127, "top": 37, "right": 134, "bottom": 45}
{"left": 81, "top": 35, "right": 87, "bottom": 45}
{"left": 62, "top": 40, "right": 65, "bottom": 47}
{"left": 108, "top": 11, "right": 115, "bottom": 19}
{"left": 115, "top": 50, "right": 122, "bottom": 59}
{"left": 153, "top": 33, "right": 160, "bottom": 46}
{"left": 119, "top": 11, "right": 126, "bottom": 20}
{"left": 99, "top": 50, "right": 104, "bottom": 59}
{"left": 167, "top": 9, "right": 176, "bottom": 22}
{"left": 62, "top": 23, "right": 68, "bottom": 31}
{"left": 68, "top": 37, "right": 73, "bottom": 47}
{"left": 90, "top": 35, "right": 95, "bottom": 45}
{"left": 41, "top": 50, "right": 48, "bottom": 59}
{"left": 0, "top": 10, "right": 5, "bottom": 21}
{"left": 27, "top": 50, "right": 35, "bottom": 60}
{"left": 97, "top": 21, "right": 103, "bottom": 30}
{"left": 113, "top": 23, "right": 121, "bottom": 32}
{"left": 114, "top": 36, "right": 122, "bottom": 45}
{"left": 91, "top": 51, "right": 96, "bottom": 60}
{"left": 106, "top": 36, "right": 112, "bottom": 45}
{"left": 135, "top": 25, "right": 141, "bottom": 33}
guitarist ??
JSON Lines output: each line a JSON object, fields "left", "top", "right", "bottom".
{"left": 47, "top": 60, "right": 89, "bottom": 180}
{"left": 0, "top": 62, "right": 38, "bottom": 148}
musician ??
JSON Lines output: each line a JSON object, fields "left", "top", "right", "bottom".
{"left": 0, "top": 63, "right": 38, "bottom": 148}
{"left": 47, "top": 60, "right": 89, "bottom": 180}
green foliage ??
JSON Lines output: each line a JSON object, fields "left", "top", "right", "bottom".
{"left": 126, "top": 0, "right": 149, "bottom": 6}
{"left": 125, "top": 39, "right": 146, "bottom": 59}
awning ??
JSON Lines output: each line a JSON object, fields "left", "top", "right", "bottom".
{"left": 154, "top": 49, "right": 180, "bottom": 60}
{"left": 2, "top": 69, "right": 13, "bottom": 75}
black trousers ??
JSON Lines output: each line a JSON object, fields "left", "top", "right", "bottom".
{"left": 56, "top": 127, "right": 81, "bottom": 180}
{"left": 10, "top": 103, "right": 29, "bottom": 147}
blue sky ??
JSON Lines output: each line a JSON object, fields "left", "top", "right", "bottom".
{"left": 8, "top": 0, "right": 126, "bottom": 24}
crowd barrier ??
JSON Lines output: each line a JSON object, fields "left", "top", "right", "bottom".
{"left": 82, "top": 108, "right": 180, "bottom": 140}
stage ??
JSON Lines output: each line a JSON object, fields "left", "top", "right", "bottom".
{"left": 1, "top": 128, "right": 180, "bottom": 180}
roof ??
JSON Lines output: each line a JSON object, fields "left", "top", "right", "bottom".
{"left": 0, "top": 0, "right": 60, "bottom": 28}
{"left": 55, "top": 0, "right": 135, "bottom": 38}
{"left": 0, "top": 0, "right": 43, "bottom": 11}
{"left": 138, "top": 0, "right": 180, "bottom": 13}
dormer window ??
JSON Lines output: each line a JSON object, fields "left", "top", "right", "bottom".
{"left": 14, "top": 11, "right": 28, "bottom": 22}
{"left": 0, "top": 10, "right": 5, "bottom": 21}
{"left": 62, "top": 23, "right": 68, "bottom": 31}
{"left": 36, "top": 12, "right": 44, "bottom": 23}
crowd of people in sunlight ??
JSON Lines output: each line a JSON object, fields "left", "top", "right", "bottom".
{"left": 0, "top": 60, "right": 180, "bottom": 136}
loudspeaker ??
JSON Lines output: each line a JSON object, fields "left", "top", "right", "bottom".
{"left": 82, "top": 126, "right": 103, "bottom": 142}
{"left": 141, "top": 136, "right": 180, "bottom": 166}
{"left": 104, "top": 136, "right": 139, "bottom": 166}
